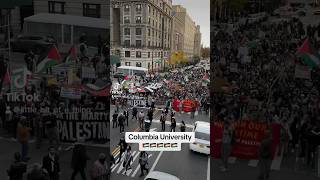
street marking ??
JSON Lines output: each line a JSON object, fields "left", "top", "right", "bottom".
{"left": 131, "top": 154, "right": 152, "bottom": 177}
{"left": 228, "top": 157, "right": 236, "bottom": 164}
{"left": 149, "top": 151, "right": 163, "bottom": 173}
{"left": 271, "top": 146, "right": 282, "bottom": 170}
{"left": 150, "top": 128, "right": 157, "bottom": 132}
{"left": 151, "top": 119, "right": 194, "bottom": 129}
{"left": 122, "top": 150, "right": 140, "bottom": 175}
{"left": 248, "top": 160, "right": 259, "bottom": 167}
{"left": 117, "top": 151, "right": 137, "bottom": 174}
{"left": 112, "top": 147, "right": 119, "bottom": 154}
{"left": 111, "top": 152, "right": 126, "bottom": 172}
{"left": 207, "top": 157, "right": 210, "bottom": 180}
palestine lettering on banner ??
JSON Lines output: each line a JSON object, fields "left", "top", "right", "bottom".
{"left": 128, "top": 99, "right": 146, "bottom": 107}
{"left": 55, "top": 107, "right": 108, "bottom": 142}
{"left": 294, "top": 65, "right": 311, "bottom": 79}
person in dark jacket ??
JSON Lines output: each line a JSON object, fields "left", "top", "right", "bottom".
{"left": 258, "top": 129, "right": 273, "bottom": 180}
{"left": 42, "top": 146, "right": 60, "bottom": 180}
{"left": 180, "top": 121, "right": 186, "bottom": 132}
{"left": 27, "top": 163, "right": 49, "bottom": 180}
{"left": 112, "top": 111, "right": 118, "bottom": 128}
{"left": 147, "top": 108, "right": 153, "bottom": 122}
{"left": 118, "top": 113, "right": 125, "bottom": 134}
{"left": 132, "top": 106, "right": 138, "bottom": 120}
{"left": 117, "top": 137, "right": 127, "bottom": 164}
{"left": 124, "top": 109, "right": 129, "bottom": 126}
{"left": 170, "top": 117, "right": 176, "bottom": 132}
{"left": 7, "top": 152, "right": 27, "bottom": 180}
{"left": 71, "top": 139, "right": 90, "bottom": 180}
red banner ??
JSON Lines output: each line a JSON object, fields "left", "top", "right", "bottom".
{"left": 172, "top": 99, "right": 199, "bottom": 112}
{"left": 183, "top": 100, "right": 193, "bottom": 112}
{"left": 211, "top": 120, "right": 280, "bottom": 159}
{"left": 172, "top": 99, "right": 180, "bottom": 112}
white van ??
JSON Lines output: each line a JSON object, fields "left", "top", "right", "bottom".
{"left": 189, "top": 121, "right": 210, "bottom": 155}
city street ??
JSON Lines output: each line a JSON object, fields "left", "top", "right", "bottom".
{"left": 110, "top": 105, "right": 210, "bottom": 180}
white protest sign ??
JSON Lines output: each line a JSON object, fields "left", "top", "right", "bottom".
{"left": 127, "top": 99, "right": 147, "bottom": 107}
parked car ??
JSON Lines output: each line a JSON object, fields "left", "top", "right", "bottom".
{"left": 10, "top": 35, "right": 57, "bottom": 53}
{"left": 189, "top": 121, "right": 210, "bottom": 155}
{"left": 144, "top": 171, "right": 180, "bottom": 180}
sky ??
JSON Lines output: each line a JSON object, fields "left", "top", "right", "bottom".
{"left": 172, "top": 0, "right": 210, "bottom": 47}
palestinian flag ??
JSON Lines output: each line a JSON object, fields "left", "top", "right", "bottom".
{"left": 36, "top": 46, "right": 61, "bottom": 73}
{"left": 64, "top": 45, "right": 78, "bottom": 63}
{"left": 155, "top": 59, "right": 162, "bottom": 64}
{"left": 83, "top": 84, "right": 110, "bottom": 97}
{"left": 296, "top": 38, "right": 320, "bottom": 68}
{"left": 202, "top": 73, "right": 210, "bottom": 84}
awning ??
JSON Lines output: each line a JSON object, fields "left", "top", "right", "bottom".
{"left": 0, "top": 0, "right": 33, "bottom": 9}
{"left": 111, "top": 55, "right": 120, "bottom": 65}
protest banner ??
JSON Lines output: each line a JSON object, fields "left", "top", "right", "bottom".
{"left": 172, "top": 99, "right": 180, "bottom": 112}
{"left": 54, "top": 107, "right": 108, "bottom": 142}
{"left": 183, "top": 100, "right": 194, "bottom": 112}
{"left": 211, "top": 120, "right": 280, "bottom": 159}
{"left": 127, "top": 99, "right": 147, "bottom": 107}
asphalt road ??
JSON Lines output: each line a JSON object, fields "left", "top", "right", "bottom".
{"left": 110, "top": 105, "right": 210, "bottom": 180}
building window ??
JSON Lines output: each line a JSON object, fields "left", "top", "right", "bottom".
{"left": 48, "top": 1, "right": 65, "bottom": 14}
{"left": 148, "top": 17, "right": 151, "bottom": 24}
{"left": 148, "top": 29, "right": 151, "bottom": 36}
{"left": 124, "top": 4, "right": 130, "bottom": 12}
{"left": 83, "top": 3, "right": 101, "bottom": 18}
{"left": 124, "top": 28, "right": 130, "bottom": 36}
{"left": 136, "top": 40, "right": 142, "bottom": 47}
{"left": 125, "top": 51, "right": 130, "bottom": 57}
{"left": 136, "top": 62, "right": 142, "bottom": 67}
{"left": 125, "top": 62, "right": 131, "bottom": 66}
{"left": 124, "top": 16, "right": 130, "bottom": 23}
{"left": 152, "top": 30, "right": 154, "bottom": 37}
{"left": 136, "top": 16, "right": 142, "bottom": 24}
{"left": 136, "top": 4, "right": 142, "bottom": 12}
{"left": 124, "top": 40, "right": 130, "bottom": 47}
{"left": 136, "top": 28, "right": 142, "bottom": 35}
{"left": 148, "top": 62, "right": 150, "bottom": 69}
{"left": 136, "top": 51, "right": 142, "bottom": 58}
{"left": 148, "top": 52, "right": 150, "bottom": 58}
{"left": 148, "top": 41, "right": 150, "bottom": 47}
{"left": 158, "top": 52, "right": 160, "bottom": 57}
{"left": 148, "top": 6, "right": 150, "bottom": 13}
